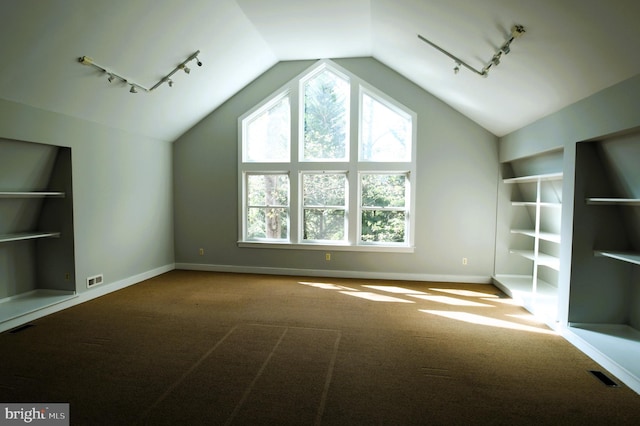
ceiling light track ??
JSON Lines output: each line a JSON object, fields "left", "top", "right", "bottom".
{"left": 78, "top": 50, "right": 202, "bottom": 93}
{"left": 418, "top": 25, "right": 525, "bottom": 77}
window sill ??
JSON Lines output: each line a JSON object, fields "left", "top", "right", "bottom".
{"left": 237, "top": 241, "right": 415, "bottom": 253}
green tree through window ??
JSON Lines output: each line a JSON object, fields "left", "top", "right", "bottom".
{"left": 303, "top": 69, "right": 349, "bottom": 161}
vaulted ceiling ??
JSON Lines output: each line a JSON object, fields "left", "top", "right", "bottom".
{"left": 1, "top": 0, "right": 638, "bottom": 142}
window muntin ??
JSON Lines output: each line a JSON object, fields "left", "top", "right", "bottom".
{"left": 302, "top": 172, "right": 347, "bottom": 242}
{"left": 360, "top": 91, "right": 412, "bottom": 162}
{"left": 243, "top": 93, "right": 290, "bottom": 163}
{"left": 360, "top": 173, "right": 408, "bottom": 244}
{"left": 245, "top": 173, "right": 290, "bottom": 240}
{"left": 302, "top": 68, "right": 349, "bottom": 162}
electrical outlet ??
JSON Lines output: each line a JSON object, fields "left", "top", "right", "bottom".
{"left": 462, "top": 257, "right": 468, "bottom": 265}
{"left": 325, "top": 253, "right": 331, "bottom": 261}
{"left": 199, "top": 248, "right": 204, "bottom": 256}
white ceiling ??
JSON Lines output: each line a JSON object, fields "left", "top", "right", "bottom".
{"left": 1, "top": 0, "right": 638, "bottom": 142}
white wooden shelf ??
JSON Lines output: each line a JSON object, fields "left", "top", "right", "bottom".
{"left": 0, "top": 191, "right": 65, "bottom": 198}
{"left": 511, "top": 201, "right": 561, "bottom": 208}
{"left": 567, "top": 323, "right": 640, "bottom": 394}
{"left": 594, "top": 250, "right": 640, "bottom": 266}
{"left": 586, "top": 198, "right": 640, "bottom": 206}
{"left": 0, "top": 232, "right": 61, "bottom": 244}
{"left": 503, "top": 172, "right": 563, "bottom": 184}
{"left": 510, "top": 250, "right": 560, "bottom": 270}
{"left": 0, "top": 289, "right": 77, "bottom": 325}
{"left": 511, "top": 229, "right": 561, "bottom": 243}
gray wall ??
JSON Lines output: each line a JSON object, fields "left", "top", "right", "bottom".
{"left": 499, "top": 74, "right": 640, "bottom": 163}
{"left": 0, "top": 97, "right": 174, "bottom": 294}
{"left": 173, "top": 58, "right": 499, "bottom": 282}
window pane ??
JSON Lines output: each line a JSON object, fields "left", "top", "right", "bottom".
{"left": 246, "top": 174, "right": 289, "bottom": 240}
{"left": 360, "top": 93, "right": 411, "bottom": 162}
{"left": 361, "top": 174, "right": 406, "bottom": 208}
{"left": 361, "top": 210, "right": 406, "bottom": 243}
{"left": 245, "top": 96, "right": 290, "bottom": 162}
{"left": 304, "top": 209, "right": 345, "bottom": 241}
{"left": 303, "top": 173, "right": 346, "bottom": 207}
{"left": 247, "top": 208, "right": 288, "bottom": 239}
{"left": 303, "top": 69, "right": 349, "bottom": 161}
{"left": 247, "top": 174, "right": 289, "bottom": 207}
{"left": 302, "top": 173, "right": 346, "bottom": 241}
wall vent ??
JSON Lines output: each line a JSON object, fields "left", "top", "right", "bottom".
{"left": 87, "top": 274, "right": 104, "bottom": 288}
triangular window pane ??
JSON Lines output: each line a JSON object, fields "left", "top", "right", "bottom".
{"left": 360, "top": 92, "right": 411, "bottom": 162}
{"left": 244, "top": 94, "right": 290, "bottom": 162}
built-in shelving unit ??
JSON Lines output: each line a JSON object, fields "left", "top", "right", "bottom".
{"left": 564, "top": 135, "right": 640, "bottom": 394}
{"left": 493, "top": 151, "right": 564, "bottom": 327}
{"left": 0, "top": 139, "right": 76, "bottom": 332}
{"left": 494, "top": 169, "right": 562, "bottom": 323}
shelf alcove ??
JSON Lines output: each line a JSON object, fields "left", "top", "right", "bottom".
{"left": 0, "top": 139, "right": 76, "bottom": 329}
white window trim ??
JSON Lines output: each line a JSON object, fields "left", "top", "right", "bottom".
{"left": 238, "top": 59, "right": 417, "bottom": 253}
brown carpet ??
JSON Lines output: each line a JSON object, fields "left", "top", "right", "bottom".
{"left": 1, "top": 270, "right": 639, "bottom": 425}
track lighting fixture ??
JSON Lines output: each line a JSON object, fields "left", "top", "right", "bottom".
{"left": 418, "top": 25, "right": 525, "bottom": 77}
{"left": 78, "top": 50, "right": 202, "bottom": 93}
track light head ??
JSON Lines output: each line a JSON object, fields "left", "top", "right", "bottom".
{"left": 129, "top": 85, "right": 137, "bottom": 93}
{"left": 168, "top": 79, "right": 173, "bottom": 87}
{"left": 183, "top": 66, "right": 190, "bottom": 74}
{"left": 453, "top": 64, "right": 460, "bottom": 75}
{"left": 195, "top": 56, "right": 203, "bottom": 67}
{"left": 511, "top": 24, "right": 525, "bottom": 38}
{"left": 107, "top": 73, "right": 115, "bottom": 83}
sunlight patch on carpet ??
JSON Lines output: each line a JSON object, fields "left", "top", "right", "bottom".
{"left": 363, "top": 285, "right": 428, "bottom": 295}
{"left": 430, "top": 289, "right": 499, "bottom": 298}
{"left": 420, "top": 310, "right": 556, "bottom": 334}
{"left": 340, "top": 291, "right": 415, "bottom": 303}
{"left": 410, "top": 295, "right": 493, "bottom": 307}
{"left": 298, "top": 281, "right": 359, "bottom": 291}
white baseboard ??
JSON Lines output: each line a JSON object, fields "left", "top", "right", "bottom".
{"left": 174, "top": 262, "right": 492, "bottom": 284}
{"left": 1, "top": 263, "right": 175, "bottom": 334}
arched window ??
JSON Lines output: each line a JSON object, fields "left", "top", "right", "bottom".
{"left": 239, "top": 60, "right": 416, "bottom": 251}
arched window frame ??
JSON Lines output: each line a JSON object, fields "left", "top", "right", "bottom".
{"left": 238, "top": 59, "right": 417, "bottom": 252}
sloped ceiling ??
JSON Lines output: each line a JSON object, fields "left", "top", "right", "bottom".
{"left": 0, "top": 0, "right": 638, "bottom": 142}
